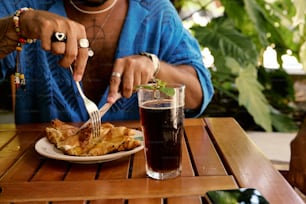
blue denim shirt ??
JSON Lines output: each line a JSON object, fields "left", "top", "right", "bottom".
{"left": 0, "top": 0, "right": 214, "bottom": 124}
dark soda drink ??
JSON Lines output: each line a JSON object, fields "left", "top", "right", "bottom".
{"left": 139, "top": 99, "right": 184, "bottom": 177}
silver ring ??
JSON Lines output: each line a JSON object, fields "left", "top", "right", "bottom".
{"left": 111, "top": 72, "right": 122, "bottom": 78}
{"left": 79, "top": 38, "right": 89, "bottom": 48}
{"left": 51, "top": 32, "right": 67, "bottom": 42}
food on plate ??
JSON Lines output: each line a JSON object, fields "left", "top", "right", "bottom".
{"left": 44, "top": 119, "right": 141, "bottom": 156}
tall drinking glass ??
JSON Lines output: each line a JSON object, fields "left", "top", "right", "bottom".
{"left": 137, "top": 83, "right": 185, "bottom": 180}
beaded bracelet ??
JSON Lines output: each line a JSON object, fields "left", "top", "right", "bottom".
{"left": 12, "top": 7, "right": 36, "bottom": 90}
{"left": 13, "top": 7, "right": 35, "bottom": 51}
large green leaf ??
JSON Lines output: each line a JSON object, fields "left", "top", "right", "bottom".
{"left": 243, "top": 0, "right": 270, "bottom": 46}
{"left": 226, "top": 58, "right": 272, "bottom": 131}
{"left": 191, "top": 18, "right": 258, "bottom": 66}
{"left": 222, "top": 0, "right": 295, "bottom": 51}
{"left": 300, "top": 42, "right": 306, "bottom": 71}
{"left": 292, "top": 0, "right": 306, "bottom": 28}
{"left": 270, "top": 110, "right": 298, "bottom": 132}
{"left": 220, "top": 0, "right": 258, "bottom": 40}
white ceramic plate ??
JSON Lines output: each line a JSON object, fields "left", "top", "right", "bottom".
{"left": 35, "top": 130, "right": 144, "bottom": 164}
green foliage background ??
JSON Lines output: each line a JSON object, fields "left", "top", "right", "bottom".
{"left": 174, "top": 0, "right": 306, "bottom": 132}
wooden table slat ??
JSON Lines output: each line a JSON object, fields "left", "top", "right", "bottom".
{"left": 91, "top": 199, "right": 126, "bottom": 204}
{"left": 128, "top": 198, "right": 162, "bottom": 204}
{"left": 0, "top": 176, "right": 236, "bottom": 202}
{"left": 184, "top": 124, "right": 227, "bottom": 176}
{"left": 65, "top": 163, "right": 99, "bottom": 181}
{"left": 0, "top": 131, "right": 42, "bottom": 177}
{"left": 130, "top": 150, "right": 146, "bottom": 178}
{"left": 167, "top": 196, "right": 202, "bottom": 204}
{"left": 53, "top": 201, "right": 85, "bottom": 204}
{"left": 0, "top": 131, "right": 16, "bottom": 148}
{"left": 204, "top": 117, "right": 304, "bottom": 204}
{"left": 0, "top": 148, "right": 42, "bottom": 182}
{"left": 180, "top": 136, "right": 195, "bottom": 176}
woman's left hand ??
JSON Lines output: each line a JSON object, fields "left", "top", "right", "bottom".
{"left": 107, "top": 54, "right": 156, "bottom": 102}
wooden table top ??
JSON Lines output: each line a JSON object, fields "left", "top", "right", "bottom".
{"left": 0, "top": 117, "right": 303, "bottom": 203}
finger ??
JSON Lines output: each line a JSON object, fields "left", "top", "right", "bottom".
{"left": 51, "top": 42, "right": 66, "bottom": 55}
{"left": 58, "top": 30, "right": 78, "bottom": 68}
{"left": 72, "top": 47, "right": 88, "bottom": 81}
{"left": 108, "top": 61, "right": 124, "bottom": 103}
{"left": 133, "top": 72, "right": 141, "bottom": 90}
{"left": 121, "top": 68, "right": 134, "bottom": 98}
{"left": 40, "top": 28, "right": 53, "bottom": 51}
{"left": 141, "top": 70, "right": 152, "bottom": 84}
{"left": 50, "top": 32, "right": 67, "bottom": 54}
{"left": 37, "top": 12, "right": 67, "bottom": 51}
{"left": 72, "top": 38, "right": 90, "bottom": 81}
{"left": 108, "top": 74, "right": 122, "bottom": 103}
{"left": 67, "top": 27, "right": 89, "bottom": 80}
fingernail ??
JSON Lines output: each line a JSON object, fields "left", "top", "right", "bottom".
{"left": 107, "top": 96, "right": 115, "bottom": 103}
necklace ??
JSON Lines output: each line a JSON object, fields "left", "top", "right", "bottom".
{"left": 69, "top": 0, "right": 117, "bottom": 15}
{"left": 87, "top": 6, "right": 114, "bottom": 57}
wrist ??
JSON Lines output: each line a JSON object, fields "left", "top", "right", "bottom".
{"left": 139, "top": 52, "right": 160, "bottom": 78}
{"left": 0, "top": 17, "right": 12, "bottom": 40}
{"left": 0, "top": 17, "right": 19, "bottom": 58}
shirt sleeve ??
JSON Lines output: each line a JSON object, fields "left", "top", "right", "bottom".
{"left": 157, "top": 2, "right": 214, "bottom": 117}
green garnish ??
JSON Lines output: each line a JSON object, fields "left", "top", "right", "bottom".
{"left": 137, "top": 79, "right": 175, "bottom": 97}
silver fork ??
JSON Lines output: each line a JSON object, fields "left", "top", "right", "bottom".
{"left": 79, "top": 93, "right": 122, "bottom": 129}
{"left": 69, "top": 66, "right": 100, "bottom": 140}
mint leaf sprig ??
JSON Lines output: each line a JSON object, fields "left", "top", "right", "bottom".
{"left": 137, "top": 79, "right": 175, "bottom": 97}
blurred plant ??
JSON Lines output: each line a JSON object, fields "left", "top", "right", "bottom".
{"left": 172, "top": 0, "right": 306, "bottom": 132}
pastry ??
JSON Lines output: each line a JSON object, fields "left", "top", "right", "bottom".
{"left": 44, "top": 119, "right": 141, "bottom": 156}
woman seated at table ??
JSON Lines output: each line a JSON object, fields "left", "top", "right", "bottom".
{"left": 0, "top": 0, "right": 214, "bottom": 124}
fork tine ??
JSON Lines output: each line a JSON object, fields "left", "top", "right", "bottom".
{"left": 92, "top": 110, "right": 100, "bottom": 138}
{"left": 95, "top": 106, "right": 100, "bottom": 137}
{"left": 89, "top": 107, "right": 99, "bottom": 139}
{"left": 70, "top": 66, "right": 101, "bottom": 140}
{"left": 96, "top": 111, "right": 100, "bottom": 136}
{"left": 88, "top": 101, "right": 100, "bottom": 139}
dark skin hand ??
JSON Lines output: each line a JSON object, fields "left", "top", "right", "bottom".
{"left": 0, "top": 10, "right": 88, "bottom": 81}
